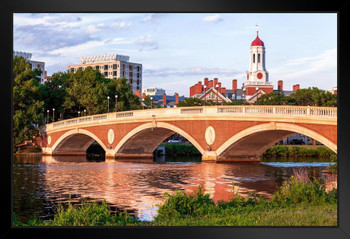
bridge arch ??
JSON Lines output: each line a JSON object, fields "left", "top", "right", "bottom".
{"left": 51, "top": 129, "right": 109, "bottom": 154}
{"left": 114, "top": 122, "right": 205, "bottom": 157}
{"left": 216, "top": 122, "right": 337, "bottom": 160}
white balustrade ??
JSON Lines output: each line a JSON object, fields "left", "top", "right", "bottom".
{"left": 45, "top": 105, "right": 337, "bottom": 131}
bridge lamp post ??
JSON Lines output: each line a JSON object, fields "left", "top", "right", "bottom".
{"left": 150, "top": 97, "right": 153, "bottom": 109}
{"left": 47, "top": 110, "right": 49, "bottom": 124}
{"left": 84, "top": 109, "right": 86, "bottom": 116}
{"left": 107, "top": 96, "right": 110, "bottom": 113}
{"left": 78, "top": 111, "right": 80, "bottom": 117}
{"left": 52, "top": 108, "right": 55, "bottom": 122}
{"left": 115, "top": 95, "right": 118, "bottom": 112}
{"left": 203, "top": 85, "right": 207, "bottom": 106}
{"left": 141, "top": 98, "right": 144, "bottom": 109}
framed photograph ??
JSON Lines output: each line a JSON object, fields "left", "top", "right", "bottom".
{"left": 2, "top": 0, "right": 349, "bottom": 238}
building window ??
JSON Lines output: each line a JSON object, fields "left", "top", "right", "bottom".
{"left": 129, "top": 72, "right": 133, "bottom": 77}
{"left": 129, "top": 65, "right": 133, "bottom": 71}
{"left": 113, "top": 71, "right": 117, "bottom": 76}
{"left": 70, "top": 68, "right": 75, "bottom": 73}
{"left": 104, "top": 65, "right": 108, "bottom": 70}
{"left": 137, "top": 73, "right": 140, "bottom": 78}
{"left": 258, "top": 53, "right": 261, "bottom": 63}
{"left": 79, "top": 67, "right": 83, "bottom": 70}
{"left": 253, "top": 54, "right": 255, "bottom": 63}
{"left": 137, "top": 86, "right": 140, "bottom": 90}
{"left": 137, "top": 79, "right": 140, "bottom": 85}
{"left": 130, "top": 79, "right": 133, "bottom": 84}
{"left": 104, "top": 72, "right": 108, "bottom": 77}
{"left": 113, "top": 64, "right": 117, "bottom": 69}
{"left": 137, "top": 66, "right": 140, "bottom": 71}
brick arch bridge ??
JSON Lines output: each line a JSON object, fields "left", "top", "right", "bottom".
{"left": 37, "top": 105, "right": 337, "bottom": 162}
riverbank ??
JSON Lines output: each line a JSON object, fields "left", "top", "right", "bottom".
{"left": 262, "top": 145, "right": 336, "bottom": 159}
{"left": 14, "top": 176, "right": 337, "bottom": 226}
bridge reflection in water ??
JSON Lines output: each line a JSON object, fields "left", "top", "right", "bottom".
{"left": 37, "top": 105, "right": 337, "bottom": 162}
{"left": 13, "top": 154, "right": 332, "bottom": 222}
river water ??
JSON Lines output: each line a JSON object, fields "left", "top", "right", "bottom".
{"left": 13, "top": 154, "right": 334, "bottom": 223}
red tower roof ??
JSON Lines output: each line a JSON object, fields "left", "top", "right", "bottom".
{"left": 251, "top": 33, "right": 264, "bottom": 46}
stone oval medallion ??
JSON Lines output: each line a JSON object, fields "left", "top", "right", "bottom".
{"left": 205, "top": 126, "right": 215, "bottom": 146}
{"left": 47, "top": 136, "right": 51, "bottom": 145}
{"left": 107, "top": 129, "right": 115, "bottom": 144}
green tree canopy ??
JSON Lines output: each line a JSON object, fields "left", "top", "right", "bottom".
{"left": 13, "top": 56, "right": 45, "bottom": 144}
{"left": 254, "top": 88, "right": 337, "bottom": 107}
{"left": 177, "top": 97, "right": 205, "bottom": 107}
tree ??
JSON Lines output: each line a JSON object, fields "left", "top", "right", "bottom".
{"left": 288, "top": 87, "right": 337, "bottom": 107}
{"left": 13, "top": 56, "right": 45, "bottom": 145}
{"left": 177, "top": 97, "right": 204, "bottom": 107}
{"left": 40, "top": 71, "right": 70, "bottom": 121}
{"left": 107, "top": 78, "right": 141, "bottom": 111}
{"left": 224, "top": 99, "right": 250, "bottom": 105}
{"left": 255, "top": 92, "right": 288, "bottom": 105}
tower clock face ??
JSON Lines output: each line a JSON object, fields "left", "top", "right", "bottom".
{"left": 257, "top": 72, "right": 263, "bottom": 79}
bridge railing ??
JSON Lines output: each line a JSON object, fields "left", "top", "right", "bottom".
{"left": 46, "top": 105, "right": 337, "bottom": 131}
{"left": 216, "top": 105, "right": 337, "bottom": 117}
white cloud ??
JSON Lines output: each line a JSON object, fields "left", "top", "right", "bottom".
{"left": 270, "top": 48, "right": 337, "bottom": 90}
{"left": 202, "top": 14, "right": 223, "bottom": 23}
{"left": 85, "top": 24, "right": 105, "bottom": 34}
{"left": 141, "top": 14, "right": 164, "bottom": 23}
{"left": 110, "top": 21, "right": 131, "bottom": 28}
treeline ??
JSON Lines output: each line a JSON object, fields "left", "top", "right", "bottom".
{"left": 13, "top": 56, "right": 142, "bottom": 145}
{"left": 255, "top": 90, "right": 337, "bottom": 107}
{"left": 178, "top": 88, "right": 337, "bottom": 107}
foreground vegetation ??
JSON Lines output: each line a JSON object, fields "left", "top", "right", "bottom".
{"left": 262, "top": 145, "right": 336, "bottom": 159}
{"left": 14, "top": 176, "right": 337, "bottom": 227}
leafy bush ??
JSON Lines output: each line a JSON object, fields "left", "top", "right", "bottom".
{"left": 272, "top": 176, "right": 337, "bottom": 205}
{"left": 163, "top": 143, "right": 201, "bottom": 156}
{"left": 156, "top": 185, "right": 216, "bottom": 221}
{"left": 262, "top": 145, "right": 336, "bottom": 159}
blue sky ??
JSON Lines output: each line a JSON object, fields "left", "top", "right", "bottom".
{"left": 13, "top": 13, "right": 337, "bottom": 96}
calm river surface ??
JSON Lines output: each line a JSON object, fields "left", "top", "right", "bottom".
{"left": 13, "top": 154, "right": 334, "bottom": 223}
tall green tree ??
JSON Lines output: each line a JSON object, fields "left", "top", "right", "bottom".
{"left": 40, "top": 71, "right": 70, "bottom": 122}
{"left": 13, "top": 56, "right": 45, "bottom": 145}
{"left": 107, "top": 78, "right": 141, "bottom": 112}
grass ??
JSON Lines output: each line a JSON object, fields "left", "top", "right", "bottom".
{"left": 14, "top": 177, "right": 337, "bottom": 227}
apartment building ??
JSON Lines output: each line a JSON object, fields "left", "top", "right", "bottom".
{"left": 68, "top": 54, "right": 142, "bottom": 94}
{"left": 13, "top": 51, "right": 46, "bottom": 84}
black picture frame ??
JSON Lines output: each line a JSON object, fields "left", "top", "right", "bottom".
{"left": 2, "top": 0, "right": 349, "bottom": 238}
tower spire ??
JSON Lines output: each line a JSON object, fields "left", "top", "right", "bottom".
{"left": 256, "top": 24, "right": 259, "bottom": 36}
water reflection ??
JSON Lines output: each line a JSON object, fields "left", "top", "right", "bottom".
{"left": 13, "top": 155, "right": 332, "bottom": 223}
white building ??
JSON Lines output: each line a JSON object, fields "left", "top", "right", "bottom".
{"left": 68, "top": 53, "right": 142, "bottom": 94}
{"left": 142, "top": 87, "right": 165, "bottom": 96}
{"left": 13, "top": 51, "right": 46, "bottom": 84}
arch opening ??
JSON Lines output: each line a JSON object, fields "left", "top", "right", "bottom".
{"left": 216, "top": 123, "right": 337, "bottom": 161}
{"left": 114, "top": 122, "right": 204, "bottom": 160}
{"left": 51, "top": 129, "right": 108, "bottom": 158}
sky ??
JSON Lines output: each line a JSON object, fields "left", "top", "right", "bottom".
{"left": 13, "top": 13, "right": 337, "bottom": 96}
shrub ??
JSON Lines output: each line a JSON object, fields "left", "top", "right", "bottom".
{"left": 272, "top": 176, "right": 337, "bottom": 205}
{"left": 155, "top": 185, "right": 215, "bottom": 221}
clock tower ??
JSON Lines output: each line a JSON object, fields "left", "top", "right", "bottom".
{"left": 244, "top": 29, "right": 274, "bottom": 101}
